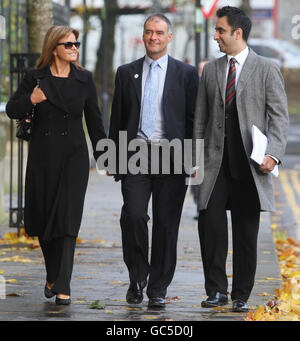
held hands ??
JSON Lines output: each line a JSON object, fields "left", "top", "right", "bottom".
{"left": 259, "top": 155, "right": 277, "bottom": 174}
{"left": 30, "top": 86, "right": 47, "bottom": 104}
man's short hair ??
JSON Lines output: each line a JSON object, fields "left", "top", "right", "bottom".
{"left": 216, "top": 6, "right": 252, "bottom": 42}
{"left": 144, "top": 14, "right": 172, "bottom": 33}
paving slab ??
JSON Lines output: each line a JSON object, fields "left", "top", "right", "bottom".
{"left": 0, "top": 169, "right": 281, "bottom": 322}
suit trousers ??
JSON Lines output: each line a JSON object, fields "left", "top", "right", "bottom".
{"left": 120, "top": 162, "right": 187, "bottom": 298}
{"left": 198, "top": 148, "right": 260, "bottom": 302}
{"left": 39, "top": 236, "right": 76, "bottom": 296}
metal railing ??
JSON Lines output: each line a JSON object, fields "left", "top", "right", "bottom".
{"left": 8, "top": 53, "right": 39, "bottom": 233}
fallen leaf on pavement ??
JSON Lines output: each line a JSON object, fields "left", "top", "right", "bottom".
{"left": 89, "top": 300, "right": 106, "bottom": 309}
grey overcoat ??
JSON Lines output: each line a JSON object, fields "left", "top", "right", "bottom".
{"left": 193, "top": 48, "right": 289, "bottom": 212}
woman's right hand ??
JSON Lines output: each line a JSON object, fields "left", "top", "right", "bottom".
{"left": 30, "top": 86, "right": 47, "bottom": 104}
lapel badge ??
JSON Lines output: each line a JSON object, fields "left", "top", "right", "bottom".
{"left": 134, "top": 74, "right": 139, "bottom": 79}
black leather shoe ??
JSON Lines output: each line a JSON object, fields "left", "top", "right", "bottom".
{"left": 44, "top": 285, "right": 55, "bottom": 299}
{"left": 126, "top": 280, "right": 147, "bottom": 304}
{"left": 201, "top": 292, "right": 228, "bottom": 308}
{"left": 55, "top": 296, "right": 71, "bottom": 305}
{"left": 148, "top": 297, "right": 166, "bottom": 308}
{"left": 232, "top": 299, "right": 249, "bottom": 312}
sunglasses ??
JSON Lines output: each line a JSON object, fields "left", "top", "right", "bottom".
{"left": 56, "top": 41, "right": 81, "bottom": 49}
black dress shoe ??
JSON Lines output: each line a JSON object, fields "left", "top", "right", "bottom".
{"left": 44, "top": 285, "right": 55, "bottom": 299}
{"left": 126, "top": 280, "right": 147, "bottom": 304}
{"left": 55, "top": 296, "right": 71, "bottom": 305}
{"left": 148, "top": 297, "right": 166, "bottom": 308}
{"left": 201, "top": 292, "right": 228, "bottom": 308}
{"left": 232, "top": 299, "right": 249, "bottom": 312}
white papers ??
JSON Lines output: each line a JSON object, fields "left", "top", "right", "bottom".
{"left": 250, "top": 125, "right": 279, "bottom": 178}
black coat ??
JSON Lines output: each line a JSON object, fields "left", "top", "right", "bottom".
{"left": 109, "top": 55, "right": 199, "bottom": 180}
{"left": 6, "top": 64, "right": 106, "bottom": 241}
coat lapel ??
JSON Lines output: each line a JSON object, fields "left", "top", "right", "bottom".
{"left": 236, "top": 48, "right": 257, "bottom": 98}
{"left": 130, "top": 57, "right": 144, "bottom": 103}
{"left": 216, "top": 55, "right": 228, "bottom": 104}
{"left": 162, "top": 56, "right": 177, "bottom": 102}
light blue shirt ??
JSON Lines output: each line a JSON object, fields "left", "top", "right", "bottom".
{"left": 137, "top": 54, "right": 168, "bottom": 140}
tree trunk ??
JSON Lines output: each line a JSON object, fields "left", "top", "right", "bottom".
{"left": 94, "top": 0, "right": 118, "bottom": 132}
{"left": 240, "top": 0, "right": 252, "bottom": 16}
{"left": 27, "top": 0, "right": 53, "bottom": 53}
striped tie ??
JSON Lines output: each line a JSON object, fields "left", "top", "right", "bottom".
{"left": 225, "top": 58, "right": 237, "bottom": 111}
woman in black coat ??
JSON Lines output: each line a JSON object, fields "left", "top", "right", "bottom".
{"left": 6, "top": 26, "right": 106, "bottom": 305}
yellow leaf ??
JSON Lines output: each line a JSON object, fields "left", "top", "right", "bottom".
{"left": 0, "top": 256, "right": 34, "bottom": 263}
{"left": 105, "top": 310, "right": 113, "bottom": 314}
{"left": 291, "top": 302, "right": 300, "bottom": 315}
{"left": 0, "top": 278, "right": 17, "bottom": 283}
{"left": 126, "top": 307, "right": 141, "bottom": 311}
{"left": 144, "top": 316, "right": 157, "bottom": 319}
{"left": 264, "top": 277, "right": 281, "bottom": 281}
{"left": 290, "top": 271, "right": 300, "bottom": 278}
{"left": 253, "top": 305, "right": 264, "bottom": 320}
{"left": 110, "top": 280, "right": 122, "bottom": 285}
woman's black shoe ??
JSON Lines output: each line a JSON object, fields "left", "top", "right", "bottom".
{"left": 55, "top": 296, "right": 71, "bottom": 305}
{"left": 44, "top": 285, "right": 55, "bottom": 299}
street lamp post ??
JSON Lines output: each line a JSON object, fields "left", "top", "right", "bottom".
{"left": 195, "top": 0, "right": 203, "bottom": 67}
{"left": 101, "top": 0, "right": 109, "bottom": 134}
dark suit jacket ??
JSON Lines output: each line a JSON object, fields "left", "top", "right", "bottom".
{"left": 109, "top": 55, "right": 199, "bottom": 180}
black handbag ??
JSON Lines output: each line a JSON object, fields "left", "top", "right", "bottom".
{"left": 16, "top": 78, "right": 40, "bottom": 141}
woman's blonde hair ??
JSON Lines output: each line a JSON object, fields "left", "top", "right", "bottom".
{"left": 36, "top": 25, "right": 84, "bottom": 70}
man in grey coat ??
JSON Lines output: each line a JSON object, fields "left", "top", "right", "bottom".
{"left": 193, "top": 6, "right": 289, "bottom": 312}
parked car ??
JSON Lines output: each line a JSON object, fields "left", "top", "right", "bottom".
{"left": 248, "top": 38, "right": 300, "bottom": 69}
{"left": 209, "top": 38, "right": 300, "bottom": 69}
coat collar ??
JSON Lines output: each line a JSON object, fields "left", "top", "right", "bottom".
{"left": 33, "top": 63, "right": 88, "bottom": 82}
{"left": 33, "top": 63, "right": 88, "bottom": 114}
{"left": 236, "top": 48, "right": 257, "bottom": 98}
{"left": 129, "top": 57, "right": 145, "bottom": 103}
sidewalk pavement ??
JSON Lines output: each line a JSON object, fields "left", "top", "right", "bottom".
{"left": 0, "top": 169, "right": 281, "bottom": 322}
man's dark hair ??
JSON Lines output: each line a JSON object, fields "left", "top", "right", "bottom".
{"left": 216, "top": 6, "right": 252, "bottom": 42}
{"left": 144, "top": 14, "right": 172, "bottom": 33}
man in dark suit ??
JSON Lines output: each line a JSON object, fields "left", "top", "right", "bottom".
{"left": 109, "top": 14, "right": 199, "bottom": 307}
{"left": 193, "top": 6, "right": 289, "bottom": 312}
